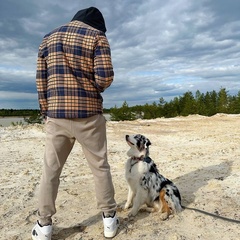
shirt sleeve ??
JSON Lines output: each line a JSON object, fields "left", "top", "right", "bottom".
{"left": 36, "top": 40, "right": 48, "bottom": 116}
{"left": 94, "top": 33, "right": 114, "bottom": 92}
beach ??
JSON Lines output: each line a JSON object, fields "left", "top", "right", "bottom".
{"left": 0, "top": 114, "right": 239, "bottom": 239}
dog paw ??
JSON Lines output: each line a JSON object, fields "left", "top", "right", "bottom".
{"left": 124, "top": 202, "right": 132, "bottom": 210}
{"left": 160, "top": 212, "right": 169, "bottom": 220}
{"left": 128, "top": 209, "right": 138, "bottom": 218}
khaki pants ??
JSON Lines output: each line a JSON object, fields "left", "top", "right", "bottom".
{"left": 38, "top": 115, "right": 116, "bottom": 225}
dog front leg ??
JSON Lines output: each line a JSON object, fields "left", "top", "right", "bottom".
{"left": 125, "top": 187, "right": 134, "bottom": 209}
{"left": 128, "top": 189, "right": 147, "bottom": 217}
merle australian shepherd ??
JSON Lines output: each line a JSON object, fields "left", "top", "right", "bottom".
{"left": 124, "top": 134, "right": 182, "bottom": 220}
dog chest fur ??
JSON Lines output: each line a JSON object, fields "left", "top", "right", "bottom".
{"left": 125, "top": 159, "right": 149, "bottom": 189}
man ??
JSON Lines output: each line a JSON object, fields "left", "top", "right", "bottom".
{"left": 32, "top": 7, "right": 119, "bottom": 240}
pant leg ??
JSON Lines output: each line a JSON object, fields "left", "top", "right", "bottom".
{"left": 38, "top": 118, "right": 75, "bottom": 225}
{"left": 72, "top": 115, "right": 117, "bottom": 214}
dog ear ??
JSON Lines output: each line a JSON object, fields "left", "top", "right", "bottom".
{"left": 146, "top": 138, "right": 151, "bottom": 147}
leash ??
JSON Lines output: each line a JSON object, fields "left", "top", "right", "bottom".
{"left": 182, "top": 206, "right": 240, "bottom": 224}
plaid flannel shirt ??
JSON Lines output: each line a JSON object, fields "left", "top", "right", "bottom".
{"left": 36, "top": 21, "right": 114, "bottom": 118}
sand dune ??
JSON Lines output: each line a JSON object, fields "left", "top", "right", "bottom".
{"left": 0, "top": 114, "right": 240, "bottom": 239}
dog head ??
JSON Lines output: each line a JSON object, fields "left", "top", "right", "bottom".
{"left": 125, "top": 134, "right": 151, "bottom": 158}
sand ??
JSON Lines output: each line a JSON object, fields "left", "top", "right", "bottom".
{"left": 0, "top": 114, "right": 239, "bottom": 240}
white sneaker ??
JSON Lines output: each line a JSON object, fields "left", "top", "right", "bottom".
{"left": 102, "top": 212, "right": 119, "bottom": 238}
{"left": 31, "top": 221, "right": 52, "bottom": 240}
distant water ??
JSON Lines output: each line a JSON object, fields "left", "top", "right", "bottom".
{"left": 103, "top": 114, "right": 111, "bottom": 121}
{"left": 0, "top": 114, "right": 111, "bottom": 127}
{"left": 0, "top": 117, "right": 26, "bottom": 127}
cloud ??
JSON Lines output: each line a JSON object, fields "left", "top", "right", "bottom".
{"left": 0, "top": 0, "right": 240, "bottom": 109}
{"left": 0, "top": 91, "right": 38, "bottom": 109}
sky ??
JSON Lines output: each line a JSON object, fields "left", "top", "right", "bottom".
{"left": 0, "top": 0, "right": 240, "bottom": 109}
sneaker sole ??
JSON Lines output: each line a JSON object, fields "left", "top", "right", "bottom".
{"left": 104, "top": 228, "right": 118, "bottom": 238}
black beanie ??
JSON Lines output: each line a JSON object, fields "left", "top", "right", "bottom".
{"left": 71, "top": 7, "right": 107, "bottom": 33}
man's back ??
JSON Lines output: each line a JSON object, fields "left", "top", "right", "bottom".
{"left": 36, "top": 10, "right": 114, "bottom": 118}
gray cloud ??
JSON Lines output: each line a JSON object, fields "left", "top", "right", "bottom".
{"left": 0, "top": 0, "right": 240, "bottom": 109}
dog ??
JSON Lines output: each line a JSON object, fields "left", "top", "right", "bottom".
{"left": 124, "top": 134, "right": 182, "bottom": 220}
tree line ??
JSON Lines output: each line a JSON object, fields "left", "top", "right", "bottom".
{"left": 1, "top": 88, "right": 240, "bottom": 122}
{"left": 109, "top": 88, "right": 240, "bottom": 121}
{"left": 0, "top": 109, "right": 40, "bottom": 117}
{"left": 0, "top": 108, "right": 111, "bottom": 117}
{"left": 0, "top": 109, "right": 43, "bottom": 124}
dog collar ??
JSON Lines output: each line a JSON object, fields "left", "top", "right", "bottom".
{"left": 129, "top": 160, "right": 138, "bottom": 173}
{"left": 129, "top": 156, "right": 144, "bottom": 172}
{"left": 131, "top": 156, "right": 144, "bottom": 161}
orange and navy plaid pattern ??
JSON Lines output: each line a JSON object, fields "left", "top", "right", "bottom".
{"left": 36, "top": 21, "right": 114, "bottom": 118}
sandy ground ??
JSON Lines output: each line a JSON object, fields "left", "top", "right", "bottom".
{"left": 0, "top": 114, "right": 240, "bottom": 240}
